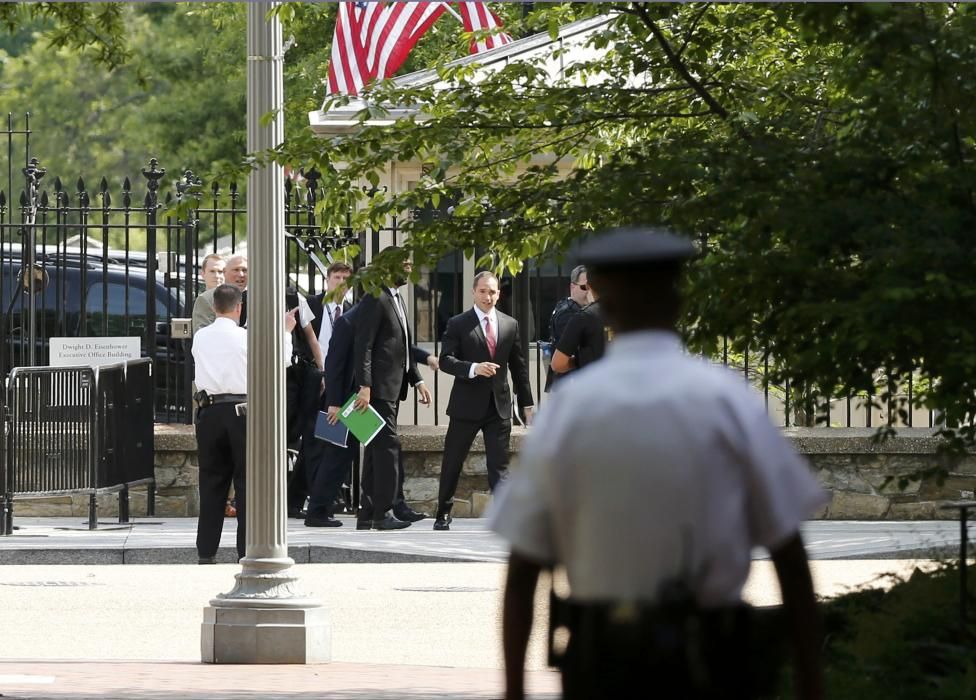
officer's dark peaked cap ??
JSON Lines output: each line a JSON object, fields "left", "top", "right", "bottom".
{"left": 578, "top": 226, "right": 697, "bottom": 267}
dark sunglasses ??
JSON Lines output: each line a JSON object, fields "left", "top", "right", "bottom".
{"left": 576, "top": 283, "right": 588, "bottom": 291}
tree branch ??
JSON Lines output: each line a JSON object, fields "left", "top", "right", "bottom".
{"left": 677, "top": 3, "right": 712, "bottom": 60}
{"left": 444, "top": 111, "right": 710, "bottom": 130}
{"left": 628, "top": 2, "right": 751, "bottom": 139}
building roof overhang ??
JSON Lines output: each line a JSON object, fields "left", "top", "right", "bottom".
{"left": 307, "top": 14, "right": 613, "bottom": 136}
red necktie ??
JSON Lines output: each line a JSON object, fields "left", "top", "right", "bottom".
{"left": 484, "top": 316, "right": 496, "bottom": 358}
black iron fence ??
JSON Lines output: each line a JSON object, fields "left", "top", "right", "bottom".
{"left": 0, "top": 114, "right": 944, "bottom": 431}
{"left": 0, "top": 359, "right": 155, "bottom": 535}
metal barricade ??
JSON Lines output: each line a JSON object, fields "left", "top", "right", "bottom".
{"left": 1, "top": 375, "right": 7, "bottom": 534}
{"left": 3, "top": 366, "right": 97, "bottom": 533}
{"left": 1, "top": 360, "right": 156, "bottom": 534}
{"left": 120, "top": 358, "right": 156, "bottom": 518}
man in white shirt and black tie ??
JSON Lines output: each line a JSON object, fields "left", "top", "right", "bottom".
{"left": 299, "top": 261, "right": 353, "bottom": 525}
{"left": 192, "top": 283, "right": 296, "bottom": 563}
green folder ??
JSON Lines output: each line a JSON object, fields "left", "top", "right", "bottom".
{"left": 337, "top": 393, "right": 387, "bottom": 446}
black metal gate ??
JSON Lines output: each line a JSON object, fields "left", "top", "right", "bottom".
{"left": 0, "top": 114, "right": 537, "bottom": 426}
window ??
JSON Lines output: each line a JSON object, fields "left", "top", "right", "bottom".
{"left": 85, "top": 282, "right": 170, "bottom": 337}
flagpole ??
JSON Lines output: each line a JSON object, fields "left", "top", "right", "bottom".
{"left": 443, "top": 3, "right": 463, "bottom": 23}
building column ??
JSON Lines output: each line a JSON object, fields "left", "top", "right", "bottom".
{"left": 201, "top": 1, "right": 330, "bottom": 664}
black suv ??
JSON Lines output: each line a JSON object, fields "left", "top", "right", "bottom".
{"left": 1, "top": 246, "right": 189, "bottom": 420}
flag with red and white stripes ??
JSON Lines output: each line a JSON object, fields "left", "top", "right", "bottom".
{"left": 327, "top": 2, "right": 371, "bottom": 96}
{"left": 327, "top": 2, "right": 448, "bottom": 96}
{"left": 366, "top": 1, "right": 447, "bottom": 81}
{"left": 456, "top": 2, "right": 512, "bottom": 54}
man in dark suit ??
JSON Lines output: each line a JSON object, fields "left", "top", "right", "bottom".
{"left": 293, "top": 262, "right": 354, "bottom": 521}
{"left": 313, "top": 303, "right": 436, "bottom": 528}
{"left": 434, "top": 271, "right": 534, "bottom": 531}
{"left": 304, "top": 304, "right": 360, "bottom": 527}
{"left": 353, "top": 256, "right": 432, "bottom": 530}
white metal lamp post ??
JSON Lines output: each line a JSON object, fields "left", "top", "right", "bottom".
{"left": 201, "top": 1, "right": 330, "bottom": 664}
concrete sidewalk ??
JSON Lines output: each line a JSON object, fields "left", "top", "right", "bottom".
{"left": 0, "top": 661, "right": 561, "bottom": 699}
{"left": 0, "top": 516, "right": 971, "bottom": 564}
{"left": 0, "top": 559, "right": 942, "bottom": 699}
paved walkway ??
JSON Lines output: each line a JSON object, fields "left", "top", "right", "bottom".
{"left": 0, "top": 515, "right": 970, "bottom": 697}
{"left": 0, "top": 661, "right": 560, "bottom": 699}
{"left": 0, "top": 559, "right": 943, "bottom": 699}
{"left": 0, "top": 516, "right": 971, "bottom": 564}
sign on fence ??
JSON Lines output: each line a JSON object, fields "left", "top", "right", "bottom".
{"left": 49, "top": 338, "right": 142, "bottom": 367}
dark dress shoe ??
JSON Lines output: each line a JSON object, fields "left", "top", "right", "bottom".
{"left": 304, "top": 516, "right": 343, "bottom": 528}
{"left": 372, "top": 515, "right": 411, "bottom": 531}
{"left": 393, "top": 506, "right": 428, "bottom": 522}
{"left": 433, "top": 514, "right": 452, "bottom": 531}
{"left": 288, "top": 507, "right": 308, "bottom": 519}
{"left": 356, "top": 520, "right": 372, "bottom": 531}
{"left": 198, "top": 556, "right": 217, "bottom": 565}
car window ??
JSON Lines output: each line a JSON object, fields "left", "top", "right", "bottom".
{"left": 86, "top": 282, "right": 170, "bottom": 336}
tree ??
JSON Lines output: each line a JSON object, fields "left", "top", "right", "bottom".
{"left": 273, "top": 2, "right": 976, "bottom": 446}
{"left": 0, "top": 2, "right": 132, "bottom": 70}
{"left": 0, "top": 2, "right": 496, "bottom": 187}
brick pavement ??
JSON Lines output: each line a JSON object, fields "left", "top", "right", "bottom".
{"left": 0, "top": 661, "right": 560, "bottom": 699}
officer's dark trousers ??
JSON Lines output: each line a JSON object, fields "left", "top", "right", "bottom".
{"left": 363, "top": 398, "right": 400, "bottom": 520}
{"left": 559, "top": 612, "right": 763, "bottom": 700}
{"left": 287, "top": 364, "right": 323, "bottom": 511}
{"left": 437, "top": 396, "right": 510, "bottom": 515}
{"left": 195, "top": 403, "right": 246, "bottom": 559}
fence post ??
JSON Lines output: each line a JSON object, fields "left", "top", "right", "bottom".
{"left": 178, "top": 170, "right": 200, "bottom": 424}
{"left": 22, "top": 157, "right": 46, "bottom": 367}
{"left": 143, "top": 159, "right": 165, "bottom": 419}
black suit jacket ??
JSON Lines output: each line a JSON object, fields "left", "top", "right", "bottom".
{"left": 440, "top": 308, "right": 533, "bottom": 421}
{"left": 354, "top": 289, "right": 422, "bottom": 402}
{"left": 328, "top": 304, "right": 429, "bottom": 407}
{"left": 325, "top": 305, "right": 360, "bottom": 406}
{"left": 306, "top": 293, "right": 353, "bottom": 340}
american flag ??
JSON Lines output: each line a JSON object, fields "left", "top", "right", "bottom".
{"left": 456, "top": 2, "right": 512, "bottom": 54}
{"left": 327, "top": 2, "right": 448, "bottom": 96}
{"left": 326, "top": 2, "right": 370, "bottom": 96}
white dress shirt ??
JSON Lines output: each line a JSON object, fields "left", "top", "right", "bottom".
{"left": 192, "top": 316, "right": 293, "bottom": 395}
{"left": 468, "top": 305, "right": 498, "bottom": 378}
{"left": 389, "top": 287, "right": 410, "bottom": 373}
{"left": 489, "top": 330, "right": 827, "bottom": 606}
{"left": 316, "top": 299, "right": 342, "bottom": 361}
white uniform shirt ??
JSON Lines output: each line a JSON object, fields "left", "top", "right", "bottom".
{"left": 489, "top": 330, "right": 827, "bottom": 606}
{"left": 192, "top": 316, "right": 293, "bottom": 395}
{"left": 297, "top": 295, "right": 314, "bottom": 329}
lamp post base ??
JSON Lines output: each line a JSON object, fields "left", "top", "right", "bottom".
{"left": 201, "top": 557, "right": 331, "bottom": 664}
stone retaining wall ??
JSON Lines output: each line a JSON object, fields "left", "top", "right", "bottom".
{"left": 11, "top": 426, "right": 975, "bottom": 520}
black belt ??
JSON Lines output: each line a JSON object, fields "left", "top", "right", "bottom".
{"left": 209, "top": 393, "right": 247, "bottom": 404}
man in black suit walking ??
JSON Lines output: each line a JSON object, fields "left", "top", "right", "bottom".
{"left": 434, "top": 271, "right": 534, "bottom": 531}
{"left": 315, "top": 303, "right": 437, "bottom": 528}
{"left": 353, "top": 256, "right": 432, "bottom": 530}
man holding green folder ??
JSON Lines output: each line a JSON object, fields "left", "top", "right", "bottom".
{"left": 352, "top": 254, "right": 431, "bottom": 530}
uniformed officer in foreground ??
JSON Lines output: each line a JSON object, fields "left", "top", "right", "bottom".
{"left": 192, "top": 283, "right": 295, "bottom": 563}
{"left": 490, "top": 227, "right": 826, "bottom": 700}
